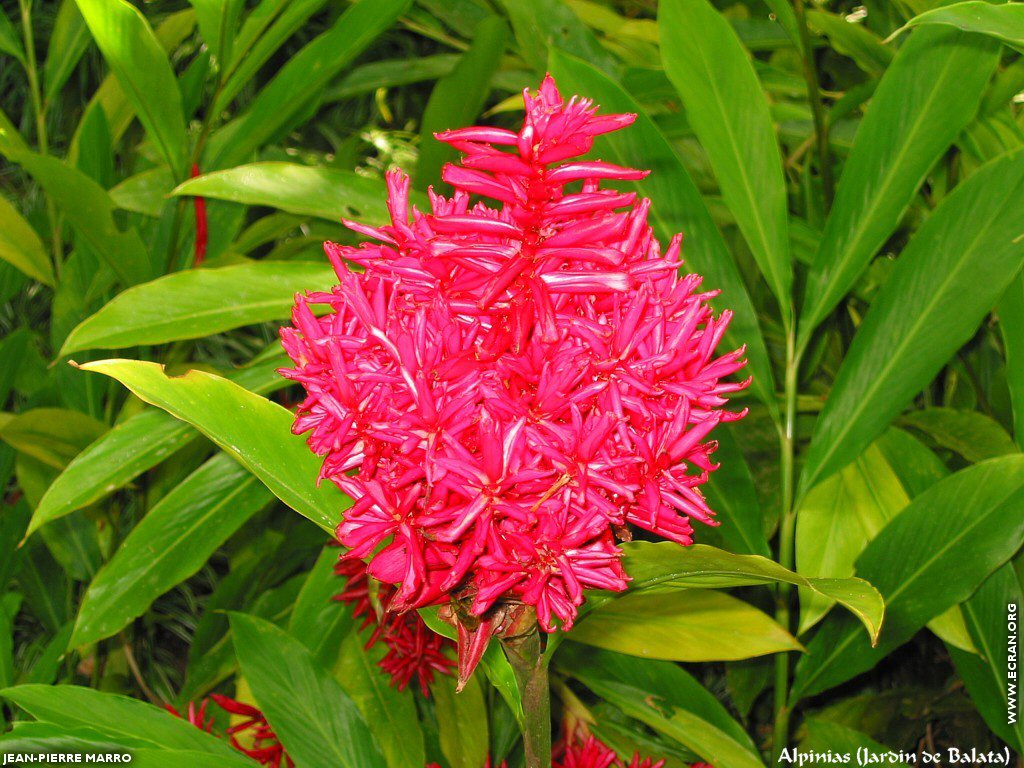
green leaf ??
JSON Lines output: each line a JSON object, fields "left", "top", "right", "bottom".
{"left": 209, "top": 0, "right": 411, "bottom": 168}
{"left": 43, "top": 0, "right": 91, "bottom": 104}
{"left": 214, "top": 0, "right": 328, "bottom": 113}
{"left": 0, "top": 195, "right": 53, "bottom": 285}
{"left": 1001, "top": 273, "right": 1024, "bottom": 450}
{"left": 61, "top": 261, "right": 335, "bottom": 355}
{"left": 558, "top": 644, "right": 764, "bottom": 768}
{"left": 802, "top": 719, "right": 893, "bottom": 756}
{"left": 618, "top": 542, "right": 884, "bottom": 644}
{"left": 700, "top": 428, "right": 770, "bottom": 556}
{"left": 949, "top": 564, "right": 1024, "bottom": 751}
{"left": 188, "top": 0, "right": 243, "bottom": 64}
{"left": 74, "top": 0, "right": 187, "bottom": 175}
{"left": 796, "top": 444, "right": 909, "bottom": 633}
{"left": 806, "top": 10, "right": 893, "bottom": 76}
{"left": 334, "top": 629, "right": 426, "bottom": 768}
{"left": 0, "top": 8, "right": 24, "bottom": 63}
{"left": 799, "top": 27, "right": 999, "bottom": 345}
{"left": 801, "top": 149, "right": 1024, "bottom": 494}
{"left": 547, "top": 50, "right": 777, "bottom": 420}
{"left": 498, "top": 0, "right": 618, "bottom": 76}
{"left": 659, "top": 0, "right": 791, "bottom": 317}
{"left": 0, "top": 408, "right": 107, "bottom": 470}
{"left": 173, "top": 163, "right": 408, "bottom": 225}
{"left": 571, "top": 590, "right": 801, "bottom": 661}
{"left": 110, "top": 167, "right": 174, "bottom": 218}
{"left": 289, "top": 546, "right": 356, "bottom": 668}
{"left": 0, "top": 147, "right": 151, "bottom": 286}
{"left": 792, "top": 455, "right": 1024, "bottom": 699}
{"left": 230, "top": 612, "right": 386, "bottom": 768}
{"left": 900, "top": 407, "right": 1018, "bottom": 463}
{"left": 78, "top": 359, "right": 346, "bottom": 531}
{"left": 898, "top": 2, "right": 1024, "bottom": 53}
{"left": 432, "top": 668, "right": 490, "bottom": 768}
{"left": 417, "top": 16, "right": 508, "bottom": 189}
{"left": 0, "top": 685, "right": 246, "bottom": 759}
{"left": 0, "top": 594, "right": 16, "bottom": 690}
{"left": 31, "top": 353, "right": 287, "bottom": 535}
{"left": 71, "top": 453, "right": 272, "bottom": 648}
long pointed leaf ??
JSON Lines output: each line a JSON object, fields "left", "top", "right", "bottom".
{"left": 659, "top": 0, "right": 791, "bottom": 317}
{"left": 801, "top": 148, "right": 1024, "bottom": 493}
{"left": 799, "top": 27, "right": 999, "bottom": 343}
{"left": 77, "top": 359, "right": 345, "bottom": 531}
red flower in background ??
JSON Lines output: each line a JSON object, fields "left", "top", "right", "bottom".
{"left": 280, "top": 74, "right": 747, "bottom": 668}
{"left": 170, "top": 695, "right": 292, "bottom": 768}
{"left": 334, "top": 555, "right": 456, "bottom": 696}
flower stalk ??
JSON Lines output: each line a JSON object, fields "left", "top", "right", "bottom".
{"left": 502, "top": 627, "right": 551, "bottom": 768}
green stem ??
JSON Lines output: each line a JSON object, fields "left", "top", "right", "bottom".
{"left": 772, "top": 329, "right": 800, "bottom": 763}
{"left": 503, "top": 628, "right": 551, "bottom": 768}
{"left": 792, "top": 0, "right": 834, "bottom": 209}
{"left": 19, "top": 0, "right": 62, "bottom": 276}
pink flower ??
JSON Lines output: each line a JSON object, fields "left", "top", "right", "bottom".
{"left": 280, "top": 75, "right": 747, "bottom": 667}
{"left": 335, "top": 555, "right": 456, "bottom": 697}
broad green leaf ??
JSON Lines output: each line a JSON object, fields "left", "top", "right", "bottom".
{"left": 900, "top": 407, "right": 1018, "bottom": 463}
{"left": 875, "top": 426, "right": 949, "bottom": 497}
{"left": 796, "top": 444, "right": 909, "bottom": 633}
{"left": 898, "top": 2, "right": 1024, "bottom": 53}
{"left": 69, "top": 10, "right": 195, "bottom": 159}
{"left": 61, "top": 261, "right": 335, "bottom": 355}
{"left": 1001, "top": 274, "right": 1024, "bottom": 449}
{"left": 618, "top": 542, "right": 884, "bottom": 644}
{"left": 289, "top": 546, "right": 356, "bottom": 668}
{"left": 548, "top": 50, "right": 777, "bottom": 419}
{"left": 792, "top": 456, "right": 1024, "bottom": 699}
{"left": 801, "top": 149, "right": 1024, "bottom": 494}
{"left": 799, "top": 27, "right": 999, "bottom": 345}
{"left": 335, "top": 629, "right": 426, "bottom": 768}
{"left": 558, "top": 645, "right": 764, "bottom": 768}
{"left": 17, "top": 540, "right": 68, "bottom": 633}
{"left": 189, "top": 0, "right": 243, "bottom": 63}
{"left": 0, "top": 721, "right": 151, "bottom": 756}
{"left": 0, "top": 685, "right": 245, "bottom": 759}
{"left": 0, "top": 147, "right": 151, "bottom": 286}
{"left": 173, "top": 163, "right": 404, "bottom": 225}
{"left": 572, "top": 590, "right": 800, "bottom": 661}
{"left": 659, "top": 0, "right": 791, "bottom": 317}
{"left": 75, "top": 0, "right": 187, "bottom": 175}
{"left": 949, "top": 564, "right": 1024, "bottom": 752}
{"left": 43, "top": 1, "right": 91, "bottom": 103}
{"left": 71, "top": 454, "right": 272, "bottom": 648}
{"left": 432, "top": 668, "right": 489, "bottom": 768}
{"left": 0, "top": 196, "right": 53, "bottom": 285}
{"left": 30, "top": 352, "right": 288, "bottom": 534}
{"left": 417, "top": 16, "right": 508, "bottom": 189}
{"left": 209, "top": 0, "right": 411, "bottom": 168}
{"left": 0, "top": 409, "right": 106, "bottom": 470}
{"left": 78, "top": 359, "right": 346, "bottom": 531}
{"left": 110, "top": 167, "right": 174, "bottom": 217}
{"left": 230, "top": 612, "right": 386, "bottom": 768}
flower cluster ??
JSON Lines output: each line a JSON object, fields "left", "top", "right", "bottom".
{"left": 280, "top": 75, "right": 747, "bottom": 636}
{"left": 334, "top": 554, "right": 456, "bottom": 696}
{"left": 554, "top": 730, "right": 664, "bottom": 768}
{"left": 169, "top": 695, "right": 292, "bottom": 768}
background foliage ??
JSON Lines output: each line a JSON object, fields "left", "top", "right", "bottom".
{"left": 1, "top": 0, "right": 1024, "bottom": 765}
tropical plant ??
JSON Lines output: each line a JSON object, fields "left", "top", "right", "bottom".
{"left": 1, "top": 0, "right": 1023, "bottom": 766}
